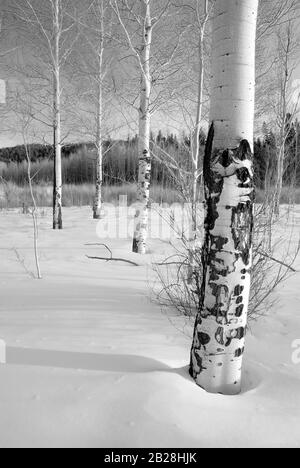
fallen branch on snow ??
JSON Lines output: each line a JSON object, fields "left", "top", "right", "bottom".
{"left": 85, "top": 243, "right": 139, "bottom": 267}
{"left": 86, "top": 255, "right": 139, "bottom": 267}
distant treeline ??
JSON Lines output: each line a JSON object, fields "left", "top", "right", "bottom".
{"left": 254, "top": 118, "right": 300, "bottom": 189}
{"left": 0, "top": 142, "right": 95, "bottom": 164}
{"left": 0, "top": 127, "right": 299, "bottom": 188}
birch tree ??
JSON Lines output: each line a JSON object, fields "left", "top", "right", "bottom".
{"left": 256, "top": 18, "right": 299, "bottom": 215}
{"left": 111, "top": 0, "right": 153, "bottom": 254}
{"left": 132, "top": 0, "right": 152, "bottom": 254}
{"left": 22, "top": 119, "right": 42, "bottom": 280}
{"left": 186, "top": 0, "right": 212, "bottom": 284}
{"left": 71, "top": 0, "right": 115, "bottom": 220}
{"left": 52, "top": 0, "right": 63, "bottom": 229}
{"left": 191, "top": 0, "right": 210, "bottom": 209}
{"left": 12, "top": 0, "right": 79, "bottom": 230}
{"left": 273, "top": 23, "right": 299, "bottom": 215}
{"left": 190, "top": 0, "right": 259, "bottom": 395}
{"left": 111, "top": 0, "right": 182, "bottom": 254}
{"left": 9, "top": 91, "right": 43, "bottom": 279}
{"left": 92, "top": 0, "right": 105, "bottom": 220}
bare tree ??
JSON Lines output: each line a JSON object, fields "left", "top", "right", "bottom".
{"left": 111, "top": 0, "right": 183, "bottom": 254}
{"left": 273, "top": 22, "right": 299, "bottom": 214}
{"left": 24, "top": 128, "right": 42, "bottom": 280}
{"left": 257, "top": 0, "right": 299, "bottom": 40}
{"left": 186, "top": 0, "right": 212, "bottom": 283}
{"left": 111, "top": 0, "right": 153, "bottom": 254}
{"left": 92, "top": 0, "right": 105, "bottom": 220}
{"left": 71, "top": 0, "right": 116, "bottom": 220}
{"left": 11, "top": 0, "right": 80, "bottom": 229}
{"left": 256, "top": 18, "right": 299, "bottom": 216}
{"left": 52, "top": 0, "right": 63, "bottom": 229}
{"left": 191, "top": 0, "right": 210, "bottom": 210}
{"left": 11, "top": 98, "right": 42, "bottom": 279}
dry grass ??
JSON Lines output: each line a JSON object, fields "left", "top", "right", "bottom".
{"left": 0, "top": 179, "right": 299, "bottom": 210}
{"left": 154, "top": 204, "right": 300, "bottom": 323}
{"left": 0, "top": 182, "right": 181, "bottom": 209}
{"left": 255, "top": 187, "right": 300, "bottom": 204}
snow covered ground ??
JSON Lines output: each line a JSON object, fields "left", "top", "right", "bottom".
{"left": 0, "top": 206, "right": 299, "bottom": 448}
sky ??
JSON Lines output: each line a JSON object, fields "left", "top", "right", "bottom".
{"left": 0, "top": 0, "right": 191, "bottom": 148}
{"left": 0, "top": 0, "right": 300, "bottom": 149}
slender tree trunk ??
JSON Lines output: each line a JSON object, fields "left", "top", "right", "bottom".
{"left": 290, "top": 125, "right": 299, "bottom": 205}
{"left": 93, "top": 48, "right": 104, "bottom": 219}
{"left": 132, "top": 0, "right": 152, "bottom": 255}
{"left": 190, "top": 0, "right": 258, "bottom": 395}
{"left": 274, "top": 26, "right": 291, "bottom": 216}
{"left": 188, "top": 0, "right": 209, "bottom": 283}
{"left": 274, "top": 145, "right": 284, "bottom": 215}
{"left": 191, "top": 0, "right": 208, "bottom": 212}
{"left": 191, "top": 29, "right": 204, "bottom": 210}
{"left": 274, "top": 120, "right": 287, "bottom": 217}
{"left": 53, "top": 0, "right": 63, "bottom": 230}
{"left": 26, "top": 143, "right": 42, "bottom": 280}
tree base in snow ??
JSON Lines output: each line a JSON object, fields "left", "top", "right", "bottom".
{"left": 53, "top": 211, "right": 63, "bottom": 230}
{"left": 53, "top": 189, "right": 63, "bottom": 230}
{"left": 190, "top": 124, "right": 254, "bottom": 396}
{"left": 189, "top": 349, "right": 243, "bottom": 395}
{"left": 132, "top": 238, "right": 139, "bottom": 254}
{"left": 132, "top": 238, "right": 146, "bottom": 255}
{"left": 93, "top": 210, "right": 103, "bottom": 220}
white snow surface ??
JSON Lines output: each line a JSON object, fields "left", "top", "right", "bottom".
{"left": 0, "top": 206, "right": 299, "bottom": 448}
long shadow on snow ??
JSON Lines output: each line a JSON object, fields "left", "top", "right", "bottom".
{"left": 4, "top": 347, "right": 261, "bottom": 393}
{"left": 5, "top": 346, "right": 187, "bottom": 375}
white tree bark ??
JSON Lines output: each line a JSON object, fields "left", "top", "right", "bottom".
{"left": 93, "top": 73, "right": 103, "bottom": 219}
{"left": 274, "top": 25, "right": 293, "bottom": 216}
{"left": 190, "top": 0, "right": 258, "bottom": 395}
{"left": 25, "top": 135, "right": 42, "bottom": 280}
{"left": 53, "top": 0, "right": 63, "bottom": 230}
{"left": 191, "top": 0, "right": 209, "bottom": 208}
{"left": 188, "top": 0, "right": 209, "bottom": 284}
{"left": 132, "top": 0, "right": 152, "bottom": 255}
{"left": 93, "top": 24, "right": 104, "bottom": 220}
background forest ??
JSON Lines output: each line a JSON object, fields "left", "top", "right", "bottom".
{"left": 0, "top": 0, "right": 300, "bottom": 212}
{"left": 1, "top": 124, "right": 300, "bottom": 208}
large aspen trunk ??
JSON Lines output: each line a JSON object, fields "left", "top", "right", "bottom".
{"left": 132, "top": 0, "right": 152, "bottom": 255}
{"left": 93, "top": 49, "right": 104, "bottom": 220}
{"left": 53, "top": 0, "right": 63, "bottom": 230}
{"left": 190, "top": 0, "right": 258, "bottom": 395}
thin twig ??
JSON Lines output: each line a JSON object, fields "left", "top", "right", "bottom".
{"left": 85, "top": 242, "right": 113, "bottom": 258}
{"left": 86, "top": 255, "right": 139, "bottom": 267}
{"left": 257, "top": 250, "right": 298, "bottom": 272}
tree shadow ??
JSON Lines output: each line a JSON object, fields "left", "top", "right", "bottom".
{"left": 4, "top": 347, "right": 262, "bottom": 394}
{"left": 6, "top": 347, "right": 173, "bottom": 374}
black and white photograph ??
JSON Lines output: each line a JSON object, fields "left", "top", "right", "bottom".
{"left": 0, "top": 0, "right": 299, "bottom": 450}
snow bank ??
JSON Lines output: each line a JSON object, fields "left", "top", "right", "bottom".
{"left": 0, "top": 207, "right": 299, "bottom": 448}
